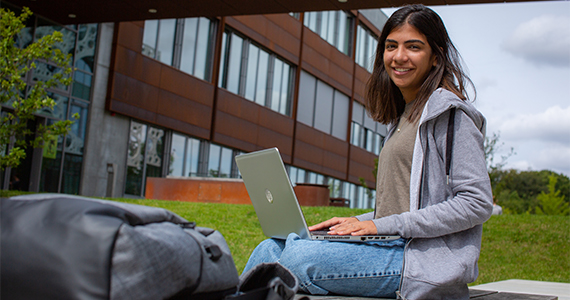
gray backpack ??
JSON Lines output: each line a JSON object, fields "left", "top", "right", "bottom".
{"left": 1, "top": 194, "right": 248, "bottom": 300}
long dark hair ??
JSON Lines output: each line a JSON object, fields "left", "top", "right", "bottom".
{"left": 365, "top": 4, "right": 474, "bottom": 124}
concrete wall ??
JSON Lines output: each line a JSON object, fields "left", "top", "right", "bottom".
{"left": 80, "top": 23, "right": 130, "bottom": 198}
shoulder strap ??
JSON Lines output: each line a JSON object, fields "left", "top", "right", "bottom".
{"left": 446, "top": 108, "right": 456, "bottom": 185}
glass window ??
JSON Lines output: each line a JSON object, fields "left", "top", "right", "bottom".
{"left": 75, "top": 24, "right": 98, "bottom": 73}
{"left": 194, "top": 18, "right": 212, "bottom": 80}
{"left": 331, "top": 91, "right": 349, "bottom": 140}
{"left": 186, "top": 138, "right": 200, "bottom": 177}
{"left": 279, "top": 63, "right": 291, "bottom": 115}
{"left": 313, "top": 80, "right": 333, "bottom": 134}
{"left": 245, "top": 44, "right": 259, "bottom": 101}
{"left": 219, "top": 32, "right": 228, "bottom": 86}
{"left": 142, "top": 20, "right": 158, "bottom": 57}
{"left": 218, "top": 29, "right": 294, "bottom": 116}
{"left": 125, "top": 122, "right": 164, "bottom": 196}
{"left": 219, "top": 147, "right": 232, "bottom": 178}
{"left": 355, "top": 24, "right": 378, "bottom": 73}
{"left": 271, "top": 59, "right": 283, "bottom": 112}
{"left": 66, "top": 99, "right": 88, "bottom": 155}
{"left": 296, "top": 71, "right": 316, "bottom": 126}
{"left": 72, "top": 70, "right": 92, "bottom": 100}
{"left": 156, "top": 19, "right": 176, "bottom": 66}
{"left": 255, "top": 50, "right": 269, "bottom": 106}
{"left": 126, "top": 122, "right": 147, "bottom": 196}
{"left": 304, "top": 10, "right": 352, "bottom": 55}
{"left": 226, "top": 33, "right": 243, "bottom": 94}
{"left": 208, "top": 144, "right": 221, "bottom": 177}
{"left": 180, "top": 18, "right": 198, "bottom": 76}
{"left": 169, "top": 133, "right": 186, "bottom": 177}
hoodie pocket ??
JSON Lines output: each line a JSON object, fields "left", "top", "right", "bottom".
{"left": 405, "top": 237, "right": 469, "bottom": 286}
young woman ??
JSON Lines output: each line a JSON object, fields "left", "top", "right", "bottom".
{"left": 242, "top": 4, "right": 493, "bottom": 299}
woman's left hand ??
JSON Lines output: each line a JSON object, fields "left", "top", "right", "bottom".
{"left": 328, "top": 220, "right": 377, "bottom": 236}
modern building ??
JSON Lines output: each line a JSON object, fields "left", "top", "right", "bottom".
{"left": 0, "top": 0, "right": 529, "bottom": 208}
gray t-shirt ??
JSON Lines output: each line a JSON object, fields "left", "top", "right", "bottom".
{"left": 374, "top": 102, "right": 418, "bottom": 219}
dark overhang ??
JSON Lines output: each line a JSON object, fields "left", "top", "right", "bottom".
{"left": 3, "top": 0, "right": 544, "bottom": 25}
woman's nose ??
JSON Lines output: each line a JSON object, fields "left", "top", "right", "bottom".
{"left": 393, "top": 47, "right": 407, "bottom": 63}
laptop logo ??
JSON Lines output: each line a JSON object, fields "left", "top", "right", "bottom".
{"left": 265, "top": 189, "right": 274, "bottom": 204}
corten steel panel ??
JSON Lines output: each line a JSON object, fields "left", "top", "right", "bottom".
{"left": 113, "top": 45, "right": 162, "bottom": 86}
{"left": 109, "top": 100, "right": 158, "bottom": 125}
{"left": 301, "top": 29, "right": 354, "bottom": 96}
{"left": 156, "top": 90, "right": 213, "bottom": 131}
{"left": 217, "top": 89, "right": 261, "bottom": 121}
{"left": 159, "top": 66, "right": 215, "bottom": 106}
{"left": 294, "top": 123, "right": 349, "bottom": 179}
{"left": 116, "top": 22, "right": 144, "bottom": 53}
{"left": 258, "top": 108, "right": 295, "bottom": 137}
{"left": 110, "top": 73, "right": 160, "bottom": 113}
{"left": 145, "top": 177, "right": 251, "bottom": 205}
{"left": 348, "top": 145, "right": 377, "bottom": 186}
{"left": 226, "top": 14, "right": 301, "bottom": 64}
{"left": 215, "top": 111, "right": 259, "bottom": 147}
{"left": 354, "top": 64, "right": 372, "bottom": 104}
{"left": 214, "top": 89, "right": 294, "bottom": 162}
{"left": 156, "top": 114, "right": 211, "bottom": 140}
{"left": 114, "top": 46, "right": 143, "bottom": 81}
{"left": 256, "top": 127, "right": 293, "bottom": 163}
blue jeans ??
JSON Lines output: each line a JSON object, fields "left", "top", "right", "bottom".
{"left": 242, "top": 233, "right": 406, "bottom": 298}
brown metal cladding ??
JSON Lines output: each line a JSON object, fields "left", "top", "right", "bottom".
{"left": 294, "top": 123, "right": 348, "bottom": 180}
{"left": 226, "top": 14, "right": 302, "bottom": 64}
{"left": 214, "top": 89, "right": 294, "bottom": 163}
{"left": 108, "top": 22, "right": 215, "bottom": 139}
{"left": 348, "top": 145, "right": 377, "bottom": 187}
{"left": 353, "top": 64, "right": 372, "bottom": 105}
{"left": 301, "top": 28, "right": 354, "bottom": 96}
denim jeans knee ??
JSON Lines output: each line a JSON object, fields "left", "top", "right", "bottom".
{"left": 278, "top": 233, "right": 405, "bottom": 298}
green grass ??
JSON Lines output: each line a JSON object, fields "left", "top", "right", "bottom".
{"left": 3, "top": 191, "right": 568, "bottom": 284}
{"left": 475, "top": 214, "right": 569, "bottom": 285}
{"left": 114, "top": 198, "right": 569, "bottom": 284}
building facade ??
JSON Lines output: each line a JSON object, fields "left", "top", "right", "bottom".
{"left": 2, "top": 1, "right": 388, "bottom": 209}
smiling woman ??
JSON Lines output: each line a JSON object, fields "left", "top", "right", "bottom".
{"left": 241, "top": 4, "right": 493, "bottom": 300}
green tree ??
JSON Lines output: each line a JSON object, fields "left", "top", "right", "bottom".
{"left": 535, "top": 175, "right": 570, "bottom": 216}
{"left": 0, "top": 7, "right": 77, "bottom": 170}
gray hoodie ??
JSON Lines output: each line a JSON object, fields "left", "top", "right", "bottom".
{"left": 357, "top": 88, "right": 494, "bottom": 299}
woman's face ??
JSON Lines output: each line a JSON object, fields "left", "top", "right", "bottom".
{"left": 383, "top": 23, "right": 437, "bottom": 103}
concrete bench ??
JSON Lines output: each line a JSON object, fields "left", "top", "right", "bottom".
{"left": 293, "top": 279, "right": 569, "bottom": 300}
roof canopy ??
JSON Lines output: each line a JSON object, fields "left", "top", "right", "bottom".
{"left": 4, "top": 0, "right": 538, "bottom": 25}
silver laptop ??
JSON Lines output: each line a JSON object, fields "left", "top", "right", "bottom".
{"left": 235, "top": 147, "right": 400, "bottom": 242}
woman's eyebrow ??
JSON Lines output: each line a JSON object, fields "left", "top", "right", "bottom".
{"left": 405, "top": 39, "right": 426, "bottom": 44}
{"left": 385, "top": 39, "right": 426, "bottom": 45}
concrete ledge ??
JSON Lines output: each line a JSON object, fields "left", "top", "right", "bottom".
{"left": 293, "top": 280, "right": 569, "bottom": 300}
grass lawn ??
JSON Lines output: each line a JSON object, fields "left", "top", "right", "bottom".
{"left": 2, "top": 191, "right": 567, "bottom": 285}
{"left": 111, "top": 198, "right": 569, "bottom": 285}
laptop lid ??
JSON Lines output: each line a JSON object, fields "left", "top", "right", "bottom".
{"left": 236, "top": 148, "right": 311, "bottom": 240}
{"left": 235, "top": 147, "right": 400, "bottom": 242}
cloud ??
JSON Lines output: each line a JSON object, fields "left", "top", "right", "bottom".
{"left": 502, "top": 15, "right": 570, "bottom": 68}
{"left": 499, "top": 105, "right": 570, "bottom": 145}
{"left": 537, "top": 144, "right": 570, "bottom": 175}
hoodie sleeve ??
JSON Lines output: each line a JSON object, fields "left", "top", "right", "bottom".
{"left": 372, "top": 108, "right": 493, "bottom": 238}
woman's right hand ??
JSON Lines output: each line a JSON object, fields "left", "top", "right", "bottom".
{"left": 308, "top": 217, "right": 359, "bottom": 232}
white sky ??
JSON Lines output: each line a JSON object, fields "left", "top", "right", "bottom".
{"left": 382, "top": 1, "right": 570, "bottom": 177}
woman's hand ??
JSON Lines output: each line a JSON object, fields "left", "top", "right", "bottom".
{"left": 309, "top": 217, "right": 377, "bottom": 236}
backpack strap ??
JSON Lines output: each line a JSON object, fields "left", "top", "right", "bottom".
{"left": 446, "top": 108, "right": 456, "bottom": 185}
